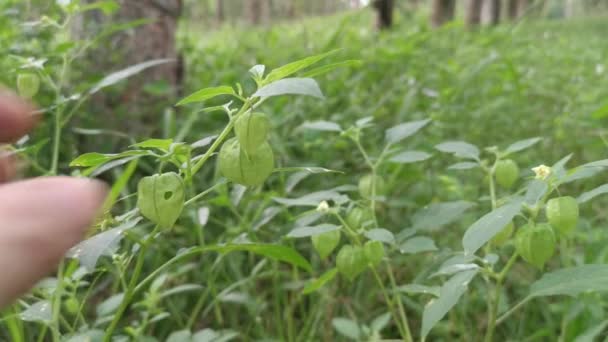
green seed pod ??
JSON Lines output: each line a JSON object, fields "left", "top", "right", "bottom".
{"left": 546, "top": 196, "right": 579, "bottom": 235}
{"left": 64, "top": 297, "right": 79, "bottom": 315}
{"left": 358, "top": 174, "right": 387, "bottom": 199}
{"left": 345, "top": 207, "right": 374, "bottom": 230}
{"left": 137, "top": 172, "right": 185, "bottom": 229}
{"left": 218, "top": 138, "right": 274, "bottom": 186}
{"left": 234, "top": 112, "right": 271, "bottom": 155}
{"left": 515, "top": 223, "right": 556, "bottom": 269}
{"left": 491, "top": 221, "right": 514, "bottom": 246}
{"left": 495, "top": 159, "right": 519, "bottom": 189}
{"left": 363, "top": 240, "right": 385, "bottom": 267}
{"left": 311, "top": 229, "right": 340, "bottom": 259}
{"left": 17, "top": 73, "right": 40, "bottom": 98}
{"left": 336, "top": 245, "right": 367, "bottom": 281}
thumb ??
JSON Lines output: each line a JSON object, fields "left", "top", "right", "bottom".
{"left": 0, "top": 177, "right": 107, "bottom": 308}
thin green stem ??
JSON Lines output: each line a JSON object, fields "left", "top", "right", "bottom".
{"left": 189, "top": 99, "right": 252, "bottom": 178}
{"left": 370, "top": 268, "right": 409, "bottom": 340}
{"left": 103, "top": 227, "right": 159, "bottom": 341}
{"left": 51, "top": 260, "right": 65, "bottom": 341}
{"left": 386, "top": 262, "right": 413, "bottom": 342}
{"left": 485, "top": 252, "right": 519, "bottom": 341}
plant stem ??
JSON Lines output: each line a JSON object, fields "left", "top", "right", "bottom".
{"left": 103, "top": 227, "right": 158, "bottom": 341}
{"left": 386, "top": 262, "right": 414, "bottom": 342}
{"left": 484, "top": 252, "right": 518, "bottom": 341}
{"left": 51, "top": 260, "right": 65, "bottom": 341}
{"left": 189, "top": 99, "right": 252, "bottom": 178}
{"left": 370, "top": 268, "right": 409, "bottom": 340}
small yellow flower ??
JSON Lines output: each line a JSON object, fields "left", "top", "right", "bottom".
{"left": 316, "top": 201, "right": 330, "bottom": 213}
{"left": 532, "top": 164, "right": 552, "bottom": 180}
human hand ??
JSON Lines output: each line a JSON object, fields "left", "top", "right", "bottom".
{"left": 0, "top": 92, "right": 107, "bottom": 308}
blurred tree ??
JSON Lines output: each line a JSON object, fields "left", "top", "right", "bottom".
{"left": 431, "top": 0, "right": 455, "bottom": 27}
{"left": 216, "top": 0, "right": 224, "bottom": 23}
{"left": 517, "top": 0, "right": 530, "bottom": 17}
{"left": 508, "top": 0, "right": 518, "bottom": 19}
{"left": 466, "top": 0, "right": 483, "bottom": 26}
{"left": 247, "top": 0, "right": 268, "bottom": 25}
{"left": 373, "top": 0, "right": 395, "bottom": 29}
{"left": 484, "top": 0, "right": 501, "bottom": 25}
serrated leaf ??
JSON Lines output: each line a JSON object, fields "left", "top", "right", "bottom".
{"left": 421, "top": 269, "right": 478, "bottom": 339}
{"left": 448, "top": 162, "right": 479, "bottom": 170}
{"left": 89, "top": 59, "right": 173, "bottom": 94}
{"left": 253, "top": 78, "right": 324, "bottom": 99}
{"left": 504, "top": 137, "right": 542, "bottom": 155}
{"left": 385, "top": 119, "right": 431, "bottom": 145}
{"left": 67, "top": 218, "right": 142, "bottom": 271}
{"left": 364, "top": 228, "right": 395, "bottom": 244}
{"left": 412, "top": 201, "right": 476, "bottom": 232}
{"left": 299, "top": 120, "right": 342, "bottom": 132}
{"left": 389, "top": 151, "right": 432, "bottom": 164}
{"left": 176, "top": 86, "right": 235, "bottom": 106}
{"left": 332, "top": 317, "right": 361, "bottom": 340}
{"left": 287, "top": 223, "right": 340, "bottom": 238}
{"left": 396, "top": 284, "right": 441, "bottom": 297}
{"left": 20, "top": 300, "right": 52, "bottom": 324}
{"left": 400, "top": 236, "right": 438, "bottom": 254}
{"left": 435, "top": 141, "right": 480, "bottom": 160}
{"left": 578, "top": 184, "right": 608, "bottom": 203}
{"left": 462, "top": 201, "right": 522, "bottom": 255}
{"left": 529, "top": 265, "right": 608, "bottom": 298}
{"left": 265, "top": 50, "right": 339, "bottom": 82}
{"left": 302, "top": 268, "right": 338, "bottom": 294}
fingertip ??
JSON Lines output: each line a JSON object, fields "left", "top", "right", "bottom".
{"left": 0, "top": 91, "right": 37, "bottom": 142}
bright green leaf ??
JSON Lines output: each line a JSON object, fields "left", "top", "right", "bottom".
{"left": 302, "top": 268, "right": 338, "bottom": 294}
{"left": 176, "top": 86, "right": 235, "bottom": 106}
{"left": 462, "top": 201, "right": 522, "bottom": 255}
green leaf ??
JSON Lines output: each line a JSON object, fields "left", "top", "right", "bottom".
{"left": 578, "top": 184, "right": 608, "bottom": 203}
{"left": 591, "top": 102, "right": 608, "bottom": 119}
{"left": 20, "top": 300, "right": 52, "bottom": 324}
{"left": 131, "top": 138, "right": 173, "bottom": 151}
{"left": 302, "top": 268, "right": 338, "bottom": 294}
{"left": 447, "top": 162, "right": 479, "bottom": 170}
{"left": 209, "top": 244, "right": 312, "bottom": 272}
{"left": 529, "top": 265, "right": 608, "bottom": 298}
{"left": 524, "top": 180, "right": 548, "bottom": 206}
{"left": 253, "top": 78, "right": 324, "bottom": 99}
{"left": 385, "top": 119, "right": 431, "bottom": 145}
{"left": 332, "top": 317, "right": 361, "bottom": 340}
{"left": 504, "top": 137, "right": 542, "bottom": 155}
{"left": 312, "top": 230, "right": 341, "bottom": 259}
{"left": 573, "top": 320, "right": 608, "bottom": 342}
{"left": 421, "top": 269, "right": 478, "bottom": 339}
{"left": 89, "top": 59, "right": 174, "bottom": 94}
{"left": 389, "top": 151, "right": 432, "bottom": 164}
{"left": 435, "top": 141, "right": 480, "bottom": 160}
{"left": 70, "top": 152, "right": 113, "bottom": 167}
{"left": 301, "top": 60, "right": 363, "bottom": 78}
{"left": 299, "top": 120, "right": 342, "bottom": 132}
{"left": 96, "top": 293, "right": 125, "bottom": 317}
{"left": 412, "top": 201, "right": 476, "bottom": 232}
{"left": 462, "top": 201, "right": 522, "bottom": 255}
{"left": 364, "top": 228, "right": 395, "bottom": 244}
{"left": 265, "top": 50, "right": 339, "bottom": 82}
{"left": 396, "top": 284, "right": 441, "bottom": 297}
{"left": 287, "top": 223, "right": 340, "bottom": 238}
{"left": 400, "top": 236, "right": 438, "bottom": 254}
{"left": 176, "top": 86, "right": 235, "bottom": 106}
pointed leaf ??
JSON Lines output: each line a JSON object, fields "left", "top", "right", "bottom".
{"left": 389, "top": 151, "right": 432, "bottom": 164}
{"left": 412, "top": 201, "right": 476, "bottom": 232}
{"left": 253, "top": 78, "right": 324, "bottom": 99}
{"left": 287, "top": 223, "right": 340, "bottom": 238}
{"left": 176, "top": 86, "right": 235, "bottom": 106}
{"left": 265, "top": 50, "right": 339, "bottom": 82}
{"left": 385, "top": 119, "right": 431, "bottom": 144}
{"left": 299, "top": 120, "right": 342, "bottom": 132}
{"left": 529, "top": 265, "right": 608, "bottom": 298}
{"left": 302, "top": 268, "right": 339, "bottom": 294}
{"left": 435, "top": 141, "right": 480, "bottom": 160}
{"left": 578, "top": 184, "right": 608, "bottom": 203}
{"left": 462, "top": 201, "right": 522, "bottom": 255}
{"left": 400, "top": 236, "right": 438, "bottom": 254}
{"left": 90, "top": 59, "right": 173, "bottom": 94}
{"left": 421, "top": 269, "right": 478, "bottom": 339}
{"left": 504, "top": 137, "right": 542, "bottom": 155}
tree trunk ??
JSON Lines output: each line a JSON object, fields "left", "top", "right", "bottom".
{"left": 483, "top": 0, "right": 501, "bottom": 25}
{"left": 465, "top": 0, "right": 483, "bottom": 27}
{"left": 216, "top": 0, "right": 224, "bottom": 23}
{"left": 517, "top": 0, "right": 530, "bottom": 17}
{"left": 431, "top": 0, "right": 456, "bottom": 28}
{"left": 80, "top": 0, "right": 183, "bottom": 136}
{"left": 373, "top": 0, "right": 394, "bottom": 29}
{"left": 247, "top": 0, "right": 269, "bottom": 25}
{"left": 508, "top": 0, "right": 518, "bottom": 19}
{"left": 564, "top": 0, "right": 576, "bottom": 18}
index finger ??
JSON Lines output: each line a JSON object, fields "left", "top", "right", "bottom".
{"left": 0, "top": 92, "right": 37, "bottom": 142}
